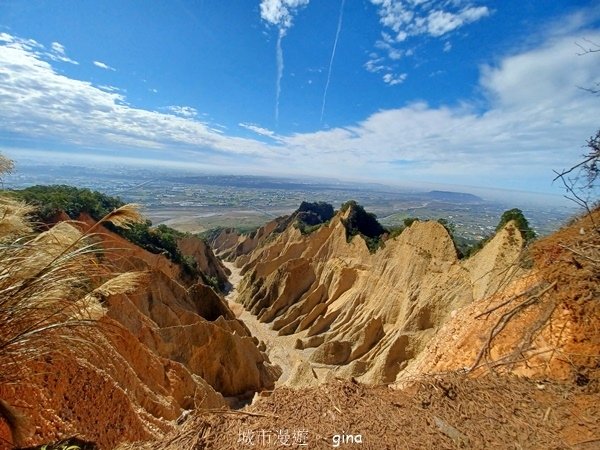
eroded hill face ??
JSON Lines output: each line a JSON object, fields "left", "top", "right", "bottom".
{"left": 0, "top": 211, "right": 279, "bottom": 449}
{"left": 403, "top": 210, "right": 600, "bottom": 384}
{"left": 230, "top": 204, "right": 527, "bottom": 385}
{"left": 4, "top": 196, "right": 598, "bottom": 449}
{"left": 118, "top": 205, "right": 600, "bottom": 450}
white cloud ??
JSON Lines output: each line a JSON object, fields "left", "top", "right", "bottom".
{"left": 93, "top": 60, "right": 116, "bottom": 71}
{"left": 443, "top": 41, "right": 452, "bottom": 52}
{"left": 166, "top": 106, "right": 199, "bottom": 118}
{"left": 49, "top": 41, "right": 78, "bottom": 65}
{"left": 0, "top": 34, "right": 272, "bottom": 158}
{"left": 364, "top": 56, "right": 390, "bottom": 73}
{"left": 98, "top": 85, "right": 123, "bottom": 93}
{"left": 1, "top": 28, "right": 600, "bottom": 193}
{"left": 277, "top": 30, "right": 600, "bottom": 190}
{"left": 382, "top": 72, "right": 407, "bottom": 85}
{"left": 239, "top": 122, "right": 278, "bottom": 138}
{"left": 260, "top": 0, "right": 310, "bottom": 32}
{"left": 369, "top": 1, "right": 490, "bottom": 44}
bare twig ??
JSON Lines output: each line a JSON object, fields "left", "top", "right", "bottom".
{"left": 475, "top": 283, "right": 541, "bottom": 319}
{"left": 202, "top": 409, "right": 279, "bottom": 419}
{"left": 559, "top": 244, "right": 600, "bottom": 264}
{"left": 469, "top": 281, "right": 557, "bottom": 373}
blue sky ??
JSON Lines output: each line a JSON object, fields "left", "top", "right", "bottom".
{"left": 0, "top": 0, "right": 599, "bottom": 195}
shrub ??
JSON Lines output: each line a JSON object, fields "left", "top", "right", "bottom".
{"left": 403, "top": 217, "right": 419, "bottom": 227}
{"left": 11, "top": 185, "right": 123, "bottom": 222}
{"left": 387, "top": 225, "right": 405, "bottom": 239}
{"left": 11, "top": 185, "right": 199, "bottom": 276}
{"left": 340, "top": 201, "right": 387, "bottom": 253}
{"left": 496, "top": 208, "right": 536, "bottom": 243}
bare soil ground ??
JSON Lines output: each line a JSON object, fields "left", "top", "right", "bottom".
{"left": 223, "top": 262, "right": 317, "bottom": 385}
{"left": 123, "top": 373, "right": 600, "bottom": 449}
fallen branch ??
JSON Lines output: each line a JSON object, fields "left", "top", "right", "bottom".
{"left": 202, "top": 408, "right": 279, "bottom": 419}
{"left": 475, "top": 283, "right": 541, "bottom": 319}
{"left": 470, "top": 281, "right": 557, "bottom": 373}
{"left": 559, "top": 244, "right": 600, "bottom": 264}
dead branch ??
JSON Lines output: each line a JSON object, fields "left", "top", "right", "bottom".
{"left": 475, "top": 283, "right": 541, "bottom": 319}
{"left": 559, "top": 244, "right": 600, "bottom": 265}
{"left": 202, "top": 408, "right": 279, "bottom": 419}
{"left": 469, "top": 281, "right": 557, "bottom": 373}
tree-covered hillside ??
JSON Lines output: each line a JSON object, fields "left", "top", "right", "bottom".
{"left": 11, "top": 185, "right": 202, "bottom": 278}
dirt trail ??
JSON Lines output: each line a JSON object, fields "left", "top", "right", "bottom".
{"left": 223, "top": 261, "right": 315, "bottom": 386}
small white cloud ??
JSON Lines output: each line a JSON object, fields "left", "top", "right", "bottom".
{"left": 98, "top": 85, "right": 122, "bottom": 93}
{"left": 51, "top": 42, "right": 65, "bottom": 54}
{"left": 429, "top": 69, "right": 445, "bottom": 77}
{"left": 375, "top": 38, "right": 404, "bottom": 60}
{"left": 388, "top": 48, "right": 403, "bottom": 60}
{"left": 239, "top": 122, "right": 277, "bottom": 138}
{"left": 427, "top": 7, "right": 490, "bottom": 37}
{"left": 49, "top": 41, "right": 78, "bottom": 65}
{"left": 364, "top": 56, "right": 390, "bottom": 73}
{"left": 260, "top": 0, "right": 310, "bottom": 31}
{"left": 93, "top": 60, "right": 116, "bottom": 71}
{"left": 370, "top": 1, "right": 490, "bottom": 42}
{"left": 382, "top": 72, "right": 407, "bottom": 85}
{"left": 443, "top": 41, "right": 452, "bottom": 52}
{"left": 166, "top": 106, "right": 198, "bottom": 118}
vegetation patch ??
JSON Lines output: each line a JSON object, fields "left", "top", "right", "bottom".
{"left": 11, "top": 185, "right": 200, "bottom": 277}
{"left": 495, "top": 208, "right": 536, "bottom": 243}
{"left": 294, "top": 201, "right": 335, "bottom": 234}
{"left": 11, "top": 185, "right": 122, "bottom": 223}
{"left": 340, "top": 200, "right": 387, "bottom": 253}
{"left": 464, "top": 208, "right": 536, "bottom": 258}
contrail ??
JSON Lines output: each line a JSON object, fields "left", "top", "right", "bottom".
{"left": 276, "top": 29, "right": 284, "bottom": 124}
{"left": 320, "top": 0, "right": 345, "bottom": 125}
{"left": 260, "top": 0, "right": 310, "bottom": 125}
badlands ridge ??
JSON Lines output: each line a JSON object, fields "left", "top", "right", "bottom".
{"left": 0, "top": 197, "right": 598, "bottom": 449}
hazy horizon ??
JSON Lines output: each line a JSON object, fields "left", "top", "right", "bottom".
{"left": 6, "top": 153, "right": 575, "bottom": 209}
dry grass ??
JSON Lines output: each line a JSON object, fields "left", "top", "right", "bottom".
{"left": 0, "top": 197, "right": 34, "bottom": 238}
{"left": 0, "top": 156, "right": 14, "bottom": 188}
{"left": 0, "top": 198, "right": 146, "bottom": 385}
{"left": 0, "top": 190, "right": 148, "bottom": 446}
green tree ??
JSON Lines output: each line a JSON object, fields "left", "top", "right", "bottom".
{"left": 496, "top": 208, "right": 536, "bottom": 243}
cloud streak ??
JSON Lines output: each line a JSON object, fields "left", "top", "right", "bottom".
{"left": 93, "top": 60, "right": 116, "bottom": 71}
{"left": 260, "top": 0, "right": 310, "bottom": 124}
{"left": 320, "top": 0, "right": 345, "bottom": 125}
{"left": 275, "top": 29, "right": 284, "bottom": 123}
{"left": 239, "top": 122, "right": 279, "bottom": 139}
